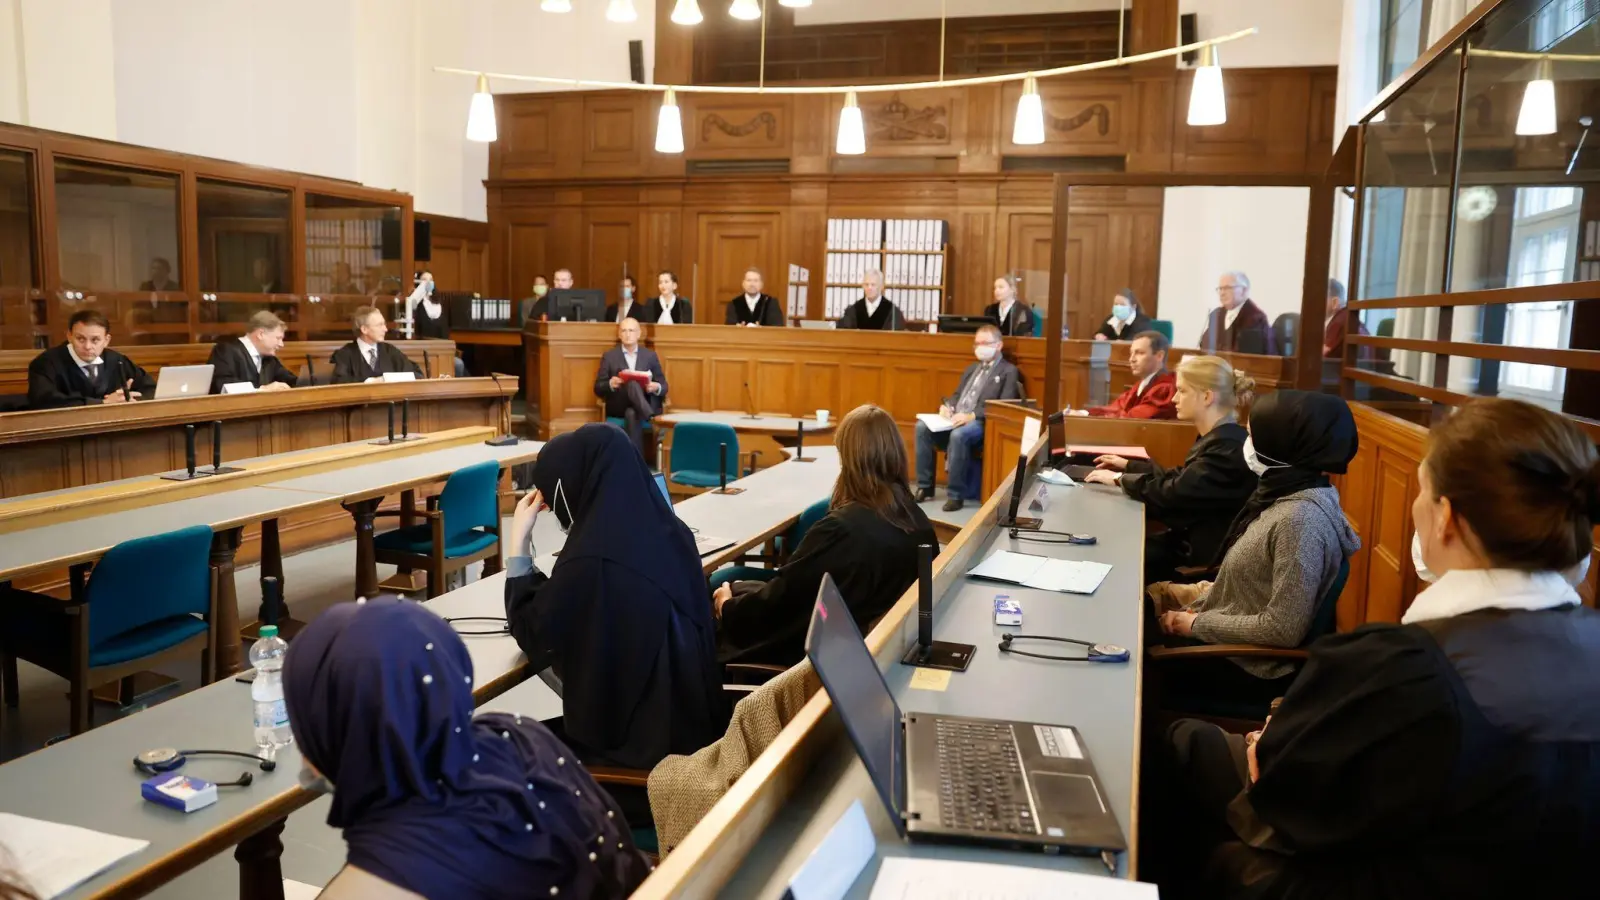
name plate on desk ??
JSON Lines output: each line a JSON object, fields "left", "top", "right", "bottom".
{"left": 382, "top": 372, "right": 418, "bottom": 383}
{"left": 783, "top": 800, "right": 876, "bottom": 900}
{"left": 220, "top": 382, "right": 257, "bottom": 394}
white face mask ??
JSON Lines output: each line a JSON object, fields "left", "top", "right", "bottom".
{"left": 1411, "top": 529, "right": 1592, "bottom": 586}
{"left": 975, "top": 345, "right": 997, "bottom": 363}
{"left": 1241, "top": 435, "right": 1287, "bottom": 477}
{"left": 553, "top": 478, "right": 573, "bottom": 534}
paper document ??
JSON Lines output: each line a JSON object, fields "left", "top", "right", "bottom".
{"left": 0, "top": 813, "right": 149, "bottom": 899}
{"left": 917, "top": 413, "right": 956, "bottom": 433}
{"left": 1021, "top": 416, "right": 1043, "bottom": 454}
{"left": 870, "top": 857, "right": 1156, "bottom": 900}
{"left": 695, "top": 534, "right": 736, "bottom": 558}
{"left": 968, "top": 549, "right": 1112, "bottom": 596}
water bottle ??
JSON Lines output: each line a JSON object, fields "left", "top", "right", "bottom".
{"left": 250, "top": 625, "right": 292, "bottom": 750}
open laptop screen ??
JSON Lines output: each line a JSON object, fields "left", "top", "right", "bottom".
{"left": 653, "top": 473, "right": 671, "bottom": 505}
{"left": 805, "top": 574, "right": 906, "bottom": 832}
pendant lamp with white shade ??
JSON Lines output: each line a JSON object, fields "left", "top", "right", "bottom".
{"left": 671, "top": 0, "right": 703, "bottom": 24}
{"left": 837, "top": 91, "right": 866, "bottom": 155}
{"left": 1013, "top": 75, "right": 1045, "bottom": 145}
{"left": 466, "top": 73, "right": 497, "bottom": 143}
{"left": 729, "top": 0, "right": 761, "bottom": 20}
{"left": 606, "top": 0, "right": 638, "bottom": 22}
{"left": 1186, "top": 44, "right": 1226, "bottom": 127}
{"left": 656, "top": 89, "right": 685, "bottom": 154}
{"left": 1516, "top": 57, "right": 1557, "bottom": 136}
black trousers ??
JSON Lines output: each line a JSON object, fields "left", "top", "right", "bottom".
{"left": 1139, "top": 719, "right": 1248, "bottom": 899}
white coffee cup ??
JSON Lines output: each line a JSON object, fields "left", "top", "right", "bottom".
{"left": 816, "top": 409, "right": 830, "bottom": 425}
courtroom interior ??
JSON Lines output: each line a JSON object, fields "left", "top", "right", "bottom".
{"left": 1, "top": 0, "right": 1598, "bottom": 898}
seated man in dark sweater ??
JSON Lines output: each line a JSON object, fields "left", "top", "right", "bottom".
{"left": 837, "top": 269, "right": 901, "bottom": 330}
{"left": 27, "top": 309, "right": 156, "bottom": 409}
{"left": 329, "top": 306, "right": 424, "bottom": 384}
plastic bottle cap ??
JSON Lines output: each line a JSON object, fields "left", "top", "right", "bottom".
{"left": 259, "top": 625, "right": 279, "bottom": 639}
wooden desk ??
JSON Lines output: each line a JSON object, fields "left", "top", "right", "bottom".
{"left": 655, "top": 411, "right": 835, "bottom": 473}
{"left": 525, "top": 324, "right": 1294, "bottom": 500}
{"left": 980, "top": 401, "right": 1200, "bottom": 499}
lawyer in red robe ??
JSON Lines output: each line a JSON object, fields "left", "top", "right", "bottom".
{"left": 1080, "top": 330, "right": 1178, "bottom": 419}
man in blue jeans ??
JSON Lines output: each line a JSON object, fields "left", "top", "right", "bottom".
{"left": 914, "top": 324, "right": 1023, "bottom": 511}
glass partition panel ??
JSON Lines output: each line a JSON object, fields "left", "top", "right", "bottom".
{"left": 198, "top": 179, "right": 291, "bottom": 293}
{"left": 306, "top": 193, "right": 402, "bottom": 299}
{"left": 54, "top": 159, "right": 180, "bottom": 293}
{"left": 0, "top": 149, "right": 40, "bottom": 351}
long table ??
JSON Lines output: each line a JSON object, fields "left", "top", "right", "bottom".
{"left": 632, "top": 442, "right": 1148, "bottom": 898}
{"left": 0, "top": 448, "right": 841, "bottom": 899}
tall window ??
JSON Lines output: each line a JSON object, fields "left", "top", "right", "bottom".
{"left": 1379, "top": 0, "right": 1431, "bottom": 88}
{"left": 1501, "top": 186, "right": 1581, "bottom": 403}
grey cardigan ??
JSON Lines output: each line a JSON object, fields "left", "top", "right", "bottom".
{"left": 1189, "top": 486, "right": 1360, "bottom": 678}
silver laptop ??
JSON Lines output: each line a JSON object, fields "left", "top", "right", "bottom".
{"left": 154, "top": 364, "right": 215, "bottom": 399}
{"left": 798, "top": 319, "right": 838, "bottom": 330}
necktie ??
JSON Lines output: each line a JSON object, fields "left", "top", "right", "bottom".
{"left": 85, "top": 363, "right": 100, "bottom": 386}
{"left": 368, "top": 347, "right": 378, "bottom": 372}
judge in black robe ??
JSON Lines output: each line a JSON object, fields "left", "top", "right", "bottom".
{"left": 206, "top": 334, "right": 299, "bottom": 393}
{"left": 1114, "top": 421, "right": 1256, "bottom": 582}
{"left": 27, "top": 343, "right": 156, "bottom": 409}
{"left": 503, "top": 424, "right": 728, "bottom": 774}
{"left": 328, "top": 340, "right": 423, "bottom": 384}
{"left": 838, "top": 271, "right": 901, "bottom": 330}
{"left": 716, "top": 502, "right": 937, "bottom": 667}
{"left": 724, "top": 268, "right": 784, "bottom": 326}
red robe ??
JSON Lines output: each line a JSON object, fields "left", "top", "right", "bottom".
{"left": 1087, "top": 370, "right": 1178, "bottom": 419}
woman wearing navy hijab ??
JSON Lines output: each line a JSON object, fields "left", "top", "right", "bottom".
{"left": 283, "top": 598, "right": 650, "bottom": 900}
{"left": 504, "top": 423, "right": 728, "bottom": 772}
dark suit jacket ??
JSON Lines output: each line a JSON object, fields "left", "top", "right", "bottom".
{"left": 603, "top": 299, "right": 648, "bottom": 323}
{"left": 519, "top": 295, "right": 549, "bottom": 326}
{"left": 983, "top": 301, "right": 1036, "bottom": 337}
{"left": 943, "top": 358, "right": 1023, "bottom": 420}
{"left": 1198, "top": 299, "right": 1275, "bottom": 355}
{"left": 593, "top": 346, "right": 668, "bottom": 419}
{"left": 724, "top": 294, "right": 785, "bottom": 327}
{"left": 1095, "top": 311, "right": 1155, "bottom": 341}
{"left": 329, "top": 341, "right": 424, "bottom": 384}
{"left": 206, "top": 337, "right": 299, "bottom": 394}
{"left": 838, "top": 297, "right": 901, "bottom": 331}
{"left": 647, "top": 297, "right": 694, "bottom": 324}
{"left": 1323, "top": 307, "right": 1368, "bottom": 357}
{"left": 27, "top": 344, "right": 156, "bottom": 410}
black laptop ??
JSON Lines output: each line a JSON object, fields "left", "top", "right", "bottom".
{"left": 804, "top": 575, "right": 1126, "bottom": 857}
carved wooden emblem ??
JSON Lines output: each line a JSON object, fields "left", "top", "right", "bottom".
{"left": 1045, "top": 103, "right": 1111, "bottom": 136}
{"left": 866, "top": 93, "right": 949, "bottom": 142}
{"left": 702, "top": 111, "right": 779, "bottom": 141}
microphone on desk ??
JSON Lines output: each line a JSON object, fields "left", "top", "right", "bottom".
{"left": 898, "top": 542, "right": 974, "bottom": 671}
{"left": 117, "top": 358, "right": 132, "bottom": 402}
{"left": 484, "top": 372, "right": 520, "bottom": 446}
{"left": 185, "top": 424, "right": 197, "bottom": 476}
{"left": 386, "top": 402, "right": 397, "bottom": 443}
{"left": 401, "top": 398, "right": 410, "bottom": 440}
{"left": 719, "top": 442, "right": 728, "bottom": 492}
{"left": 741, "top": 381, "right": 759, "bottom": 420}
{"left": 793, "top": 420, "right": 812, "bottom": 463}
{"left": 210, "top": 420, "right": 242, "bottom": 474}
{"left": 916, "top": 543, "right": 934, "bottom": 652}
{"left": 423, "top": 349, "right": 432, "bottom": 379}
{"left": 305, "top": 355, "right": 316, "bottom": 386}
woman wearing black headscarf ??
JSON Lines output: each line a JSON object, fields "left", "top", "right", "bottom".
{"left": 503, "top": 423, "right": 727, "bottom": 774}
{"left": 283, "top": 598, "right": 651, "bottom": 900}
{"left": 1147, "top": 390, "right": 1361, "bottom": 706}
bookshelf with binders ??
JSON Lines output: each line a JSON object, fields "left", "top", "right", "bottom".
{"left": 786, "top": 263, "right": 812, "bottom": 321}
{"left": 823, "top": 218, "right": 949, "bottom": 324}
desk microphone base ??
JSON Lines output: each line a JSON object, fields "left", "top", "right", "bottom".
{"left": 484, "top": 435, "right": 520, "bottom": 447}
{"left": 711, "top": 486, "right": 747, "bottom": 495}
{"left": 206, "top": 466, "right": 245, "bottom": 476}
{"left": 791, "top": 456, "right": 816, "bottom": 463}
{"left": 371, "top": 435, "right": 424, "bottom": 446}
{"left": 901, "top": 640, "right": 976, "bottom": 672}
{"left": 1001, "top": 516, "right": 1042, "bottom": 532}
{"left": 161, "top": 470, "right": 214, "bottom": 482}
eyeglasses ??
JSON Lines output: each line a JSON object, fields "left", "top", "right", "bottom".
{"left": 1215, "top": 285, "right": 1244, "bottom": 293}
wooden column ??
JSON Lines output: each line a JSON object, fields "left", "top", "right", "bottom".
{"left": 345, "top": 499, "right": 382, "bottom": 599}
{"left": 210, "top": 527, "right": 245, "bottom": 677}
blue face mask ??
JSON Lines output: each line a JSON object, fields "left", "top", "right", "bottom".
{"left": 1111, "top": 303, "right": 1131, "bottom": 321}
{"left": 622, "top": 287, "right": 634, "bottom": 300}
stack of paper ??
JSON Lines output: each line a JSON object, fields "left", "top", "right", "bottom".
{"left": 968, "top": 549, "right": 1112, "bottom": 595}
{"left": 0, "top": 813, "right": 149, "bottom": 899}
{"left": 870, "top": 858, "right": 1156, "bottom": 899}
{"left": 916, "top": 412, "right": 956, "bottom": 433}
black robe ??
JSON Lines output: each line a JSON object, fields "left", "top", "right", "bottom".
{"left": 412, "top": 299, "right": 449, "bottom": 340}
{"left": 837, "top": 297, "right": 901, "bottom": 331}
{"left": 1094, "top": 310, "right": 1155, "bottom": 341}
{"left": 719, "top": 503, "right": 937, "bottom": 667}
{"left": 723, "top": 293, "right": 784, "bottom": 327}
{"left": 1212, "top": 606, "right": 1600, "bottom": 898}
{"left": 1117, "top": 422, "right": 1255, "bottom": 581}
{"left": 982, "top": 301, "right": 1036, "bottom": 337}
{"left": 328, "top": 341, "right": 424, "bottom": 385}
{"left": 26, "top": 344, "right": 156, "bottom": 409}
{"left": 205, "top": 337, "right": 299, "bottom": 394}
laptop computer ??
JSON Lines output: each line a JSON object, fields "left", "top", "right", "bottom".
{"left": 154, "top": 364, "right": 215, "bottom": 400}
{"left": 655, "top": 473, "right": 736, "bottom": 557}
{"left": 805, "top": 574, "right": 1126, "bottom": 858}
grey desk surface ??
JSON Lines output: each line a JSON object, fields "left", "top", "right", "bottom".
{"left": 718, "top": 478, "right": 1146, "bottom": 898}
{"left": 0, "top": 439, "right": 543, "bottom": 581}
{"left": 672, "top": 447, "right": 840, "bottom": 552}
{"left": 655, "top": 411, "right": 834, "bottom": 434}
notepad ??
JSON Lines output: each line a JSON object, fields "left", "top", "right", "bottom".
{"left": 968, "top": 549, "right": 1112, "bottom": 595}
{"left": 0, "top": 813, "right": 149, "bottom": 899}
{"left": 916, "top": 412, "right": 956, "bottom": 433}
{"left": 870, "top": 857, "right": 1156, "bottom": 899}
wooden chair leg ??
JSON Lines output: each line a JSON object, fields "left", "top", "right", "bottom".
{"left": 1, "top": 654, "right": 18, "bottom": 708}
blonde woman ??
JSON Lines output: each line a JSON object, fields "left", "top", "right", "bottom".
{"left": 1083, "top": 355, "right": 1258, "bottom": 582}
{"left": 714, "top": 404, "right": 937, "bottom": 666}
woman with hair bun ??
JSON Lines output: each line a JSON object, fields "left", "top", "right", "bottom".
{"left": 1148, "top": 397, "right": 1600, "bottom": 900}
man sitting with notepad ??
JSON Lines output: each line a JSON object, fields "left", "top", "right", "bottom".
{"left": 594, "top": 317, "right": 666, "bottom": 455}
{"left": 913, "top": 324, "right": 1021, "bottom": 511}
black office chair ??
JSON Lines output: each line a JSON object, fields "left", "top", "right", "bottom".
{"left": 1272, "top": 312, "right": 1300, "bottom": 358}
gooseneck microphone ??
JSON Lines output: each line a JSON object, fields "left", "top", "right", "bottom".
{"left": 899, "top": 541, "right": 974, "bottom": 672}
{"left": 719, "top": 442, "right": 728, "bottom": 492}
{"left": 741, "top": 381, "right": 759, "bottom": 420}
{"left": 185, "top": 424, "right": 197, "bottom": 476}
{"left": 423, "top": 349, "right": 433, "bottom": 379}
{"left": 305, "top": 355, "right": 316, "bottom": 386}
{"left": 117, "top": 358, "right": 133, "bottom": 402}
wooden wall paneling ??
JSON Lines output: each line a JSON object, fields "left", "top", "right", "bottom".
{"left": 685, "top": 94, "right": 793, "bottom": 160}
{"left": 1337, "top": 403, "right": 1429, "bottom": 630}
{"left": 1000, "top": 210, "right": 1056, "bottom": 308}
{"left": 494, "top": 96, "right": 561, "bottom": 181}
{"left": 641, "top": 186, "right": 685, "bottom": 296}
{"left": 505, "top": 217, "right": 552, "bottom": 300}
{"left": 584, "top": 207, "right": 640, "bottom": 291}
{"left": 1127, "top": 71, "right": 1177, "bottom": 172}
{"left": 958, "top": 84, "right": 1003, "bottom": 174}
{"left": 430, "top": 236, "right": 464, "bottom": 290}
{"left": 582, "top": 94, "right": 649, "bottom": 176}
{"left": 697, "top": 211, "right": 783, "bottom": 308}
{"left": 955, "top": 184, "right": 1000, "bottom": 317}
{"left": 1171, "top": 68, "right": 1320, "bottom": 174}
{"left": 1000, "top": 78, "right": 1136, "bottom": 158}
{"left": 1064, "top": 186, "right": 1164, "bottom": 330}
{"left": 790, "top": 94, "right": 833, "bottom": 176}
{"left": 787, "top": 182, "right": 827, "bottom": 318}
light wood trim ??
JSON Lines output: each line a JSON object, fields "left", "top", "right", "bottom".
{"left": 0, "top": 427, "right": 497, "bottom": 535}
{"left": 1348, "top": 336, "right": 1600, "bottom": 372}
{"left": 1346, "top": 280, "right": 1600, "bottom": 310}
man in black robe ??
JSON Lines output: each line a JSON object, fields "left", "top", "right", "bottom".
{"left": 329, "top": 306, "right": 424, "bottom": 384}
{"left": 838, "top": 269, "right": 901, "bottom": 330}
{"left": 723, "top": 268, "right": 785, "bottom": 327}
{"left": 27, "top": 309, "right": 155, "bottom": 409}
{"left": 207, "top": 310, "right": 299, "bottom": 393}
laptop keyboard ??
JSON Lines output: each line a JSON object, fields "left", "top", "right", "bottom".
{"left": 934, "top": 720, "right": 1036, "bottom": 835}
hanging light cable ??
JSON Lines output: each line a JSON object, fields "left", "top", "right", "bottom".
{"left": 1516, "top": 57, "right": 1557, "bottom": 136}
{"left": 465, "top": 73, "right": 497, "bottom": 142}
{"left": 837, "top": 91, "right": 866, "bottom": 154}
{"left": 656, "top": 88, "right": 685, "bottom": 153}
{"left": 1186, "top": 43, "right": 1226, "bottom": 126}
{"left": 670, "top": 0, "right": 703, "bottom": 24}
{"left": 778, "top": 0, "right": 811, "bottom": 6}
{"left": 730, "top": 0, "right": 761, "bottom": 20}
{"left": 606, "top": 0, "right": 638, "bottom": 22}
{"left": 540, "top": 0, "right": 572, "bottom": 12}
{"left": 1013, "top": 74, "right": 1045, "bottom": 145}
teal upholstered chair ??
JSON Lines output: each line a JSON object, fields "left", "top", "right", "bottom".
{"left": 1031, "top": 308, "right": 1044, "bottom": 337}
{"left": 0, "top": 524, "right": 217, "bottom": 735}
{"left": 669, "top": 422, "right": 745, "bottom": 489}
{"left": 1149, "top": 319, "right": 1174, "bottom": 342}
{"left": 774, "top": 497, "right": 831, "bottom": 559}
{"left": 374, "top": 460, "right": 502, "bottom": 599}
{"left": 1149, "top": 558, "right": 1350, "bottom": 724}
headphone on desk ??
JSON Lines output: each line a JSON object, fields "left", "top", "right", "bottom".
{"left": 134, "top": 748, "right": 276, "bottom": 788}
{"left": 998, "top": 634, "right": 1130, "bottom": 663}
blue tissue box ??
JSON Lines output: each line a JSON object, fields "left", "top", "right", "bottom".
{"left": 141, "top": 774, "right": 218, "bottom": 813}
